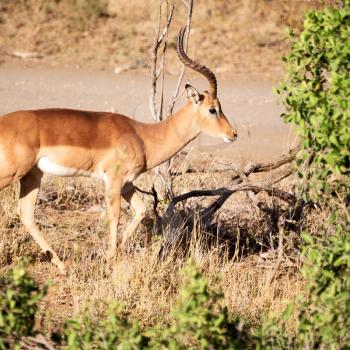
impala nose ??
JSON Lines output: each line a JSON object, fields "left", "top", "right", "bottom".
{"left": 226, "top": 130, "right": 238, "bottom": 142}
{"left": 224, "top": 133, "right": 238, "bottom": 143}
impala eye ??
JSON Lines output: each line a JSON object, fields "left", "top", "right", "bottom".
{"left": 209, "top": 108, "right": 216, "bottom": 115}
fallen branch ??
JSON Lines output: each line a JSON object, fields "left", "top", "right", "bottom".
{"left": 20, "top": 334, "right": 56, "bottom": 350}
{"left": 169, "top": 146, "right": 298, "bottom": 177}
{"left": 241, "top": 146, "right": 298, "bottom": 174}
{"left": 202, "top": 166, "right": 294, "bottom": 226}
{"left": 166, "top": 148, "right": 297, "bottom": 219}
{"left": 166, "top": 165, "right": 294, "bottom": 227}
{"left": 158, "top": 147, "right": 298, "bottom": 259}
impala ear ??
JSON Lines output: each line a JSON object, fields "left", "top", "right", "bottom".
{"left": 185, "top": 84, "right": 202, "bottom": 104}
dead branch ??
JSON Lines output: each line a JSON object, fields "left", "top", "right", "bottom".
{"left": 199, "top": 165, "right": 294, "bottom": 228}
{"left": 137, "top": 147, "right": 298, "bottom": 224}
{"left": 20, "top": 334, "right": 56, "bottom": 350}
{"left": 242, "top": 146, "right": 298, "bottom": 174}
{"left": 168, "top": 0, "right": 194, "bottom": 116}
{"left": 150, "top": 1, "right": 175, "bottom": 121}
{"left": 227, "top": 146, "right": 298, "bottom": 175}
{"left": 149, "top": 0, "right": 194, "bottom": 202}
{"left": 168, "top": 146, "right": 299, "bottom": 177}
{"left": 158, "top": 147, "right": 298, "bottom": 259}
{"left": 149, "top": 1, "right": 175, "bottom": 201}
{"left": 166, "top": 147, "right": 298, "bottom": 218}
{"left": 166, "top": 165, "right": 294, "bottom": 222}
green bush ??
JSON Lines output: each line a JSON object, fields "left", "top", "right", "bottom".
{"left": 296, "top": 221, "right": 350, "bottom": 349}
{"left": 64, "top": 260, "right": 245, "bottom": 349}
{"left": 277, "top": 0, "right": 350, "bottom": 198}
{"left": 255, "top": 2, "right": 350, "bottom": 349}
{"left": 64, "top": 302, "right": 149, "bottom": 350}
{"left": 0, "top": 267, "right": 44, "bottom": 349}
{"left": 256, "top": 218, "right": 350, "bottom": 349}
{"left": 0, "top": 263, "right": 245, "bottom": 349}
{"left": 149, "top": 260, "right": 244, "bottom": 350}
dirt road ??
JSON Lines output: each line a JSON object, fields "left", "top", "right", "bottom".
{"left": 0, "top": 66, "right": 295, "bottom": 165}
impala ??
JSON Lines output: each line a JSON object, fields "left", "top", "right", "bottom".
{"left": 0, "top": 27, "right": 237, "bottom": 274}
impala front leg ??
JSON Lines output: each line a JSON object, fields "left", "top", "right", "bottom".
{"left": 121, "top": 183, "right": 146, "bottom": 247}
{"left": 105, "top": 181, "right": 122, "bottom": 260}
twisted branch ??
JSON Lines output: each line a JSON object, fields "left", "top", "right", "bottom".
{"left": 158, "top": 147, "right": 298, "bottom": 259}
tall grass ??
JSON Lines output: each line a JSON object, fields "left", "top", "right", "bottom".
{"left": 0, "top": 167, "right": 304, "bottom": 335}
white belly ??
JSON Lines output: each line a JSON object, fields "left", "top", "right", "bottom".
{"left": 37, "top": 156, "right": 94, "bottom": 178}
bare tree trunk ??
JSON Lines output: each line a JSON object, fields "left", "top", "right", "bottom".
{"left": 150, "top": 0, "right": 194, "bottom": 202}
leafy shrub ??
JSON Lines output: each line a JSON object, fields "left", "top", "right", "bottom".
{"left": 296, "top": 221, "right": 350, "bottom": 349}
{"left": 149, "top": 260, "right": 244, "bottom": 350}
{"left": 64, "top": 260, "right": 245, "bottom": 349}
{"left": 255, "top": 2, "right": 350, "bottom": 349}
{"left": 0, "top": 262, "right": 246, "bottom": 349}
{"left": 255, "top": 307, "right": 293, "bottom": 350}
{"left": 277, "top": 0, "right": 350, "bottom": 198}
{"left": 0, "top": 267, "right": 44, "bottom": 349}
{"left": 64, "top": 302, "right": 149, "bottom": 350}
{"left": 256, "top": 217, "right": 350, "bottom": 350}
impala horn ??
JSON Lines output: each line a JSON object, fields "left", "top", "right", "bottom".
{"left": 177, "top": 26, "right": 217, "bottom": 100}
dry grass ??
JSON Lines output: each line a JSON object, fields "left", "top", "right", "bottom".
{"left": 0, "top": 153, "right": 310, "bottom": 335}
{"left": 0, "top": 0, "right": 325, "bottom": 78}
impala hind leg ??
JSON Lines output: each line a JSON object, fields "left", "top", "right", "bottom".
{"left": 18, "top": 168, "right": 66, "bottom": 275}
{"left": 105, "top": 181, "right": 122, "bottom": 260}
{"left": 121, "top": 183, "right": 146, "bottom": 247}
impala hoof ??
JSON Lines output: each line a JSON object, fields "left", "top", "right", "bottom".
{"left": 50, "top": 255, "right": 67, "bottom": 276}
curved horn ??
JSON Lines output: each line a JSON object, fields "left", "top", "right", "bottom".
{"left": 177, "top": 26, "right": 217, "bottom": 100}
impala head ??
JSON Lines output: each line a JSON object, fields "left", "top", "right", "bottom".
{"left": 177, "top": 26, "right": 238, "bottom": 143}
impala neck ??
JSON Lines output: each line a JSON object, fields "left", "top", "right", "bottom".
{"left": 138, "top": 103, "right": 201, "bottom": 170}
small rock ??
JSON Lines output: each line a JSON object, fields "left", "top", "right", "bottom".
{"left": 114, "top": 66, "right": 124, "bottom": 74}
{"left": 66, "top": 185, "right": 76, "bottom": 193}
{"left": 106, "top": 0, "right": 118, "bottom": 16}
{"left": 86, "top": 205, "right": 105, "bottom": 213}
